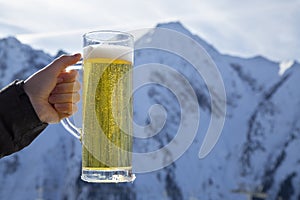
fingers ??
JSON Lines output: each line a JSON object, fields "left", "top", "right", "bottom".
{"left": 49, "top": 93, "right": 80, "bottom": 119}
{"left": 51, "top": 66, "right": 81, "bottom": 120}
{"left": 54, "top": 103, "right": 78, "bottom": 115}
{"left": 49, "top": 93, "right": 80, "bottom": 104}
{"left": 56, "top": 104, "right": 77, "bottom": 121}
{"left": 51, "top": 68, "right": 81, "bottom": 104}
{"left": 46, "top": 53, "right": 81, "bottom": 76}
{"left": 58, "top": 70, "right": 79, "bottom": 83}
{"left": 52, "top": 81, "right": 80, "bottom": 94}
{"left": 50, "top": 77, "right": 80, "bottom": 103}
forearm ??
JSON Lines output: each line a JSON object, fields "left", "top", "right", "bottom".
{"left": 0, "top": 80, "right": 48, "bottom": 158}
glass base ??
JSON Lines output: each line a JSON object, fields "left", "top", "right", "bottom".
{"left": 81, "top": 168, "right": 136, "bottom": 183}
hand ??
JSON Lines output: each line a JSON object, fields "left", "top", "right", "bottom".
{"left": 24, "top": 54, "right": 81, "bottom": 124}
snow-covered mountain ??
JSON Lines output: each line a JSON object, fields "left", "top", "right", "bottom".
{"left": 0, "top": 22, "right": 299, "bottom": 200}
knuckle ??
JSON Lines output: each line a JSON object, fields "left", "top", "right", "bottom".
{"left": 48, "top": 94, "right": 57, "bottom": 104}
{"left": 74, "top": 81, "right": 81, "bottom": 90}
{"left": 72, "top": 104, "right": 78, "bottom": 113}
{"left": 73, "top": 93, "right": 80, "bottom": 102}
{"left": 55, "top": 103, "right": 73, "bottom": 113}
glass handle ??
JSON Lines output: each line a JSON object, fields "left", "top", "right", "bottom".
{"left": 61, "top": 118, "right": 81, "bottom": 140}
{"left": 61, "top": 61, "right": 82, "bottom": 140}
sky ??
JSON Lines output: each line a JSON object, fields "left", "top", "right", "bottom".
{"left": 0, "top": 0, "right": 299, "bottom": 63}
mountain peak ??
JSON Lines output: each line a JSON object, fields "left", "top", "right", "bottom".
{"left": 156, "top": 21, "right": 192, "bottom": 36}
{"left": 0, "top": 36, "right": 20, "bottom": 43}
{"left": 157, "top": 21, "right": 184, "bottom": 27}
{"left": 54, "top": 49, "right": 68, "bottom": 58}
{"left": 153, "top": 21, "right": 219, "bottom": 57}
{"left": 0, "top": 36, "right": 22, "bottom": 48}
{"left": 0, "top": 36, "right": 52, "bottom": 87}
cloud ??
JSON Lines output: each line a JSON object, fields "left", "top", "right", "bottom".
{"left": 180, "top": 0, "right": 300, "bottom": 62}
{"left": 16, "top": 31, "right": 84, "bottom": 55}
{"left": 1, "top": 0, "right": 299, "bottom": 62}
{"left": 0, "top": 20, "right": 31, "bottom": 37}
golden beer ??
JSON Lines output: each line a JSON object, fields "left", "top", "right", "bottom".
{"left": 82, "top": 58, "right": 133, "bottom": 170}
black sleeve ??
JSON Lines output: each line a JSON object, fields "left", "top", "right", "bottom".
{"left": 0, "top": 80, "right": 48, "bottom": 158}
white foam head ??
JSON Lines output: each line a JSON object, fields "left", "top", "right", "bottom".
{"left": 83, "top": 44, "right": 133, "bottom": 62}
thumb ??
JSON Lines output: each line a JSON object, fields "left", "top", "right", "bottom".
{"left": 46, "top": 53, "right": 81, "bottom": 76}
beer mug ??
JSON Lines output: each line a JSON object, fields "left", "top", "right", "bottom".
{"left": 61, "top": 31, "right": 135, "bottom": 183}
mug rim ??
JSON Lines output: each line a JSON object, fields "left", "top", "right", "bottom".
{"left": 83, "top": 30, "right": 134, "bottom": 43}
